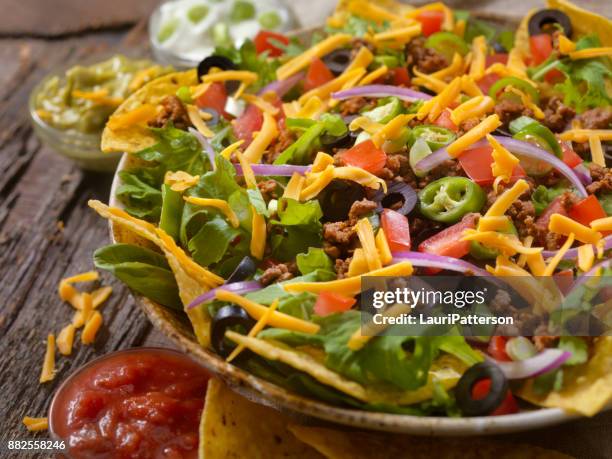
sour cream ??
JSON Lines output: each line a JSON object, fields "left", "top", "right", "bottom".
{"left": 152, "top": 0, "right": 295, "bottom": 66}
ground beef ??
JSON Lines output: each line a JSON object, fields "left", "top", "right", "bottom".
{"left": 533, "top": 335, "right": 559, "bottom": 351}
{"left": 335, "top": 257, "right": 351, "bottom": 279}
{"left": 532, "top": 192, "right": 577, "bottom": 250}
{"left": 577, "top": 107, "right": 612, "bottom": 129}
{"left": 401, "top": 159, "right": 465, "bottom": 192}
{"left": 409, "top": 216, "right": 444, "bottom": 248}
{"left": 257, "top": 180, "right": 278, "bottom": 201}
{"left": 323, "top": 221, "right": 355, "bottom": 246}
{"left": 586, "top": 163, "right": 612, "bottom": 195}
{"left": 348, "top": 199, "right": 377, "bottom": 221}
{"left": 148, "top": 95, "right": 191, "bottom": 130}
{"left": 542, "top": 96, "right": 575, "bottom": 133}
{"left": 494, "top": 98, "right": 534, "bottom": 128}
{"left": 263, "top": 121, "right": 296, "bottom": 164}
{"left": 490, "top": 290, "right": 544, "bottom": 336}
{"left": 458, "top": 117, "right": 481, "bottom": 136}
{"left": 507, "top": 199, "right": 536, "bottom": 239}
{"left": 406, "top": 36, "right": 448, "bottom": 74}
{"left": 338, "top": 97, "right": 374, "bottom": 117}
{"left": 259, "top": 261, "right": 298, "bottom": 286}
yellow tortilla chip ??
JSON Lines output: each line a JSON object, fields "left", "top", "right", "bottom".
{"left": 225, "top": 331, "right": 467, "bottom": 405}
{"left": 289, "top": 425, "right": 573, "bottom": 459}
{"left": 199, "top": 378, "right": 324, "bottom": 459}
{"left": 88, "top": 200, "right": 223, "bottom": 346}
{"left": 547, "top": 0, "right": 612, "bottom": 46}
{"left": 101, "top": 70, "right": 198, "bottom": 154}
{"left": 518, "top": 337, "right": 612, "bottom": 416}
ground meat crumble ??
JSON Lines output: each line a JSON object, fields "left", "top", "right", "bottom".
{"left": 259, "top": 261, "right": 298, "bottom": 286}
{"left": 148, "top": 95, "right": 191, "bottom": 130}
{"left": 405, "top": 36, "right": 448, "bottom": 74}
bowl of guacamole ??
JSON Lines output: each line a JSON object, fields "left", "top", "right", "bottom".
{"left": 29, "top": 54, "right": 172, "bottom": 172}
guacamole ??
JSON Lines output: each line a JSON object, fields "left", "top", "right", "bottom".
{"left": 35, "top": 55, "right": 172, "bottom": 134}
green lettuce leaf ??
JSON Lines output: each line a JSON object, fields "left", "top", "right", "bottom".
{"left": 531, "top": 184, "right": 566, "bottom": 215}
{"left": 269, "top": 198, "right": 323, "bottom": 261}
{"left": 296, "top": 247, "right": 334, "bottom": 276}
{"left": 116, "top": 170, "right": 162, "bottom": 220}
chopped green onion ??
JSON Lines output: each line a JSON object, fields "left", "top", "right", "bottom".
{"left": 187, "top": 5, "right": 209, "bottom": 24}
{"left": 230, "top": 0, "right": 256, "bottom": 22}
{"left": 258, "top": 11, "right": 281, "bottom": 29}
{"left": 176, "top": 86, "right": 192, "bottom": 104}
{"left": 506, "top": 337, "right": 537, "bottom": 361}
{"left": 157, "top": 18, "right": 178, "bottom": 43}
{"left": 211, "top": 22, "right": 232, "bottom": 47}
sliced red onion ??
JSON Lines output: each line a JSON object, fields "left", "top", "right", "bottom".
{"left": 573, "top": 163, "right": 593, "bottom": 185}
{"left": 568, "top": 257, "right": 612, "bottom": 295}
{"left": 415, "top": 136, "right": 588, "bottom": 197}
{"left": 187, "top": 281, "right": 261, "bottom": 310}
{"left": 332, "top": 84, "right": 433, "bottom": 102}
{"left": 258, "top": 71, "right": 304, "bottom": 98}
{"left": 392, "top": 251, "right": 491, "bottom": 277}
{"left": 486, "top": 349, "right": 572, "bottom": 379}
{"left": 542, "top": 235, "right": 612, "bottom": 260}
{"left": 189, "top": 127, "right": 216, "bottom": 170}
{"left": 235, "top": 164, "right": 311, "bottom": 177}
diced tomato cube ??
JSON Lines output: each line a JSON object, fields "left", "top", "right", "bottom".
{"left": 314, "top": 292, "right": 356, "bottom": 316}
{"left": 232, "top": 104, "right": 263, "bottom": 146}
{"left": 392, "top": 67, "right": 411, "bottom": 86}
{"left": 195, "top": 82, "right": 227, "bottom": 116}
{"left": 416, "top": 10, "right": 444, "bottom": 37}
{"left": 304, "top": 57, "right": 334, "bottom": 92}
{"left": 487, "top": 336, "right": 511, "bottom": 361}
{"left": 433, "top": 109, "right": 458, "bottom": 132}
{"left": 341, "top": 139, "right": 387, "bottom": 175}
{"left": 486, "top": 53, "right": 509, "bottom": 68}
{"left": 529, "top": 34, "right": 553, "bottom": 66}
{"left": 458, "top": 146, "right": 526, "bottom": 186}
{"left": 254, "top": 31, "right": 289, "bottom": 57}
{"left": 569, "top": 195, "right": 607, "bottom": 227}
{"left": 381, "top": 209, "right": 411, "bottom": 252}
{"left": 560, "top": 142, "right": 582, "bottom": 169}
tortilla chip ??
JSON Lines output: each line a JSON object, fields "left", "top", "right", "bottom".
{"left": 88, "top": 199, "right": 223, "bottom": 346}
{"left": 225, "top": 331, "right": 467, "bottom": 405}
{"left": 289, "top": 425, "right": 573, "bottom": 459}
{"left": 199, "top": 378, "right": 324, "bottom": 459}
{"left": 514, "top": 8, "right": 536, "bottom": 60}
{"left": 547, "top": 0, "right": 612, "bottom": 46}
{"left": 517, "top": 336, "right": 612, "bottom": 416}
{"left": 101, "top": 70, "right": 198, "bottom": 154}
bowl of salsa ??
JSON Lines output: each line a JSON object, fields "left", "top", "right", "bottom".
{"left": 48, "top": 347, "right": 210, "bottom": 458}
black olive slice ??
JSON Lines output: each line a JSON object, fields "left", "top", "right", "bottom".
{"left": 226, "top": 256, "right": 257, "bottom": 284}
{"left": 197, "top": 55, "right": 237, "bottom": 81}
{"left": 317, "top": 179, "right": 366, "bottom": 222}
{"left": 199, "top": 108, "right": 220, "bottom": 127}
{"left": 455, "top": 362, "right": 509, "bottom": 416}
{"left": 373, "top": 181, "right": 417, "bottom": 216}
{"left": 320, "top": 130, "right": 355, "bottom": 149}
{"left": 492, "top": 42, "right": 507, "bottom": 53}
{"left": 528, "top": 9, "right": 572, "bottom": 38}
{"left": 323, "top": 49, "right": 352, "bottom": 75}
{"left": 211, "top": 305, "right": 256, "bottom": 358}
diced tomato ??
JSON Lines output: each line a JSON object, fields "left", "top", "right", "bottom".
{"left": 529, "top": 34, "right": 554, "bottom": 66}
{"left": 535, "top": 195, "right": 568, "bottom": 234}
{"left": 341, "top": 139, "right": 387, "bottom": 175}
{"left": 392, "top": 67, "right": 411, "bottom": 86}
{"left": 314, "top": 292, "right": 356, "bottom": 316}
{"left": 472, "top": 379, "right": 519, "bottom": 416}
{"left": 560, "top": 142, "right": 582, "bottom": 169}
{"left": 433, "top": 109, "right": 458, "bottom": 132}
{"left": 254, "top": 30, "right": 289, "bottom": 57}
{"left": 569, "top": 195, "right": 607, "bottom": 227}
{"left": 418, "top": 213, "right": 478, "bottom": 273}
{"left": 381, "top": 209, "right": 411, "bottom": 252}
{"left": 304, "top": 57, "right": 334, "bottom": 92}
{"left": 476, "top": 73, "right": 500, "bottom": 95}
{"left": 233, "top": 104, "right": 263, "bottom": 146}
{"left": 195, "top": 82, "right": 227, "bottom": 116}
{"left": 553, "top": 269, "right": 575, "bottom": 295}
{"left": 416, "top": 10, "right": 444, "bottom": 37}
{"left": 487, "top": 336, "right": 511, "bottom": 361}
{"left": 486, "top": 53, "right": 509, "bottom": 68}
{"left": 458, "top": 146, "right": 526, "bottom": 186}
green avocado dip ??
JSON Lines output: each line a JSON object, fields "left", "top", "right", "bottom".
{"left": 34, "top": 55, "right": 172, "bottom": 134}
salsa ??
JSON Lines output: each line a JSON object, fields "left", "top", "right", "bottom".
{"left": 50, "top": 348, "right": 209, "bottom": 459}
{"left": 34, "top": 55, "right": 171, "bottom": 134}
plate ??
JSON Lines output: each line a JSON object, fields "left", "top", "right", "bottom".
{"left": 108, "top": 153, "right": 581, "bottom": 435}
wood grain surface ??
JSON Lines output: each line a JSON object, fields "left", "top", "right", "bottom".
{"left": 0, "top": 1, "right": 610, "bottom": 458}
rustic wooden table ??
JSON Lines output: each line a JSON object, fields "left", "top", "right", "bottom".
{"left": 0, "top": 1, "right": 610, "bottom": 458}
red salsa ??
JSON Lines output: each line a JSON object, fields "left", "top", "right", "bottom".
{"left": 50, "top": 349, "right": 209, "bottom": 459}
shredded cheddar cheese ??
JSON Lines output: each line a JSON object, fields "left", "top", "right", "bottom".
{"left": 469, "top": 36, "right": 487, "bottom": 80}
{"left": 301, "top": 165, "right": 335, "bottom": 201}
{"left": 478, "top": 216, "right": 510, "bottom": 232}
{"left": 355, "top": 218, "right": 382, "bottom": 271}
{"left": 241, "top": 94, "right": 280, "bottom": 116}
{"left": 588, "top": 136, "right": 606, "bottom": 167}
{"left": 488, "top": 134, "right": 520, "bottom": 191}
{"left": 299, "top": 68, "right": 366, "bottom": 105}
{"left": 375, "top": 228, "right": 392, "bottom": 265}
{"left": 431, "top": 53, "right": 464, "bottom": 81}
{"left": 23, "top": 417, "right": 48, "bottom": 432}
{"left": 242, "top": 111, "right": 279, "bottom": 164}
{"left": 81, "top": 311, "right": 103, "bottom": 344}
{"left": 220, "top": 140, "right": 245, "bottom": 160}
{"left": 250, "top": 211, "right": 266, "bottom": 260}
{"left": 549, "top": 214, "right": 602, "bottom": 245}
{"left": 371, "top": 114, "right": 415, "bottom": 148}
{"left": 56, "top": 323, "right": 76, "bottom": 356}
{"left": 359, "top": 65, "right": 389, "bottom": 86}
{"left": 558, "top": 35, "right": 576, "bottom": 54}
{"left": 187, "top": 105, "right": 214, "bottom": 137}
{"left": 446, "top": 114, "right": 501, "bottom": 157}
{"left": 485, "top": 179, "right": 529, "bottom": 217}
{"left": 412, "top": 69, "right": 448, "bottom": 94}
{"left": 184, "top": 197, "right": 240, "bottom": 228}
{"left": 590, "top": 216, "right": 612, "bottom": 232}
{"left": 107, "top": 104, "right": 157, "bottom": 130}
{"left": 569, "top": 47, "right": 612, "bottom": 60}
{"left": 39, "top": 334, "right": 55, "bottom": 383}
{"left": 417, "top": 76, "right": 461, "bottom": 121}
{"left": 227, "top": 298, "right": 280, "bottom": 363}
{"left": 348, "top": 248, "right": 369, "bottom": 277}
{"left": 371, "top": 24, "right": 422, "bottom": 46}
{"left": 559, "top": 129, "right": 612, "bottom": 142}
{"left": 450, "top": 96, "right": 494, "bottom": 125}
{"left": 164, "top": 171, "right": 200, "bottom": 192}
{"left": 543, "top": 233, "right": 575, "bottom": 276}
{"left": 283, "top": 173, "right": 306, "bottom": 200}
{"left": 578, "top": 244, "right": 595, "bottom": 272}
{"left": 462, "top": 230, "right": 542, "bottom": 256}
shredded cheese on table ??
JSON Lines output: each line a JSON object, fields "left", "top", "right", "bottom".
{"left": 549, "top": 214, "right": 602, "bottom": 245}
{"left": 184, "top": 197, "right": 240, "bottom": 228}
{"left": 39, "top": 334, "right": 55, "bottom": 383}
{"left": 446, "top": 114, "right": 502, "bottom": 157}
{"left": 276, "top": 34, "right": 352, "bottom": 81}
{"left": 23, "top": 417, "right": 48, "bottom": 432}
{"left": 215, "top": 290, "right": 319, "bottom": 334}
{"left": 56, "top": 324, "right": 76, "bottom": 356}
{"left": 81, "top": 311, "right": 103, "bottom": 345}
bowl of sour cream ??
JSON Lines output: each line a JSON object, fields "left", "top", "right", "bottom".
{"left": 150, "top": 0, "right": 297, "bottom": 68}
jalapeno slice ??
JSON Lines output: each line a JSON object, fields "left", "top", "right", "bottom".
{"left": 408, "top": 125, "right": 456, "bottom": 151}
{"left": 509, "top": 116, "right": 562, "bottom": 158}
{"left": 488, "top": 76, "right": 540, "bottom": 104}
{"left": 470, "top": 220, "right": 518, "bottom": 260}
{"left": 512, "top": 131, "right": 555, "bottom": 176}
{"left": 419, "top": 177, "right": 486, "bottom": 223}
{"left": 425, "top": 32, "right": 470, "bottom": 61}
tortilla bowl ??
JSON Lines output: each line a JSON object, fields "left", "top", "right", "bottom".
{"left": 107, "top": 152, "right": 583, "bottom": 435}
